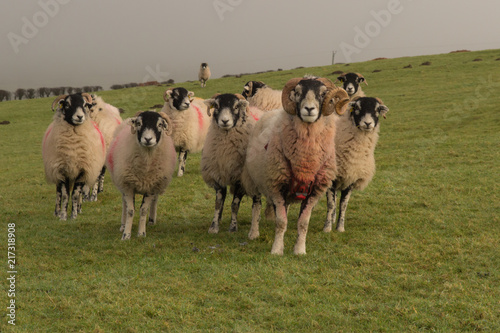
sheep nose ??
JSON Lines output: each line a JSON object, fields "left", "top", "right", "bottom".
{"left": 77, "top": 115, "right": 83, "bottom": 121}
{"left": 364, "top": 121, "right": 372, "bottom": 127}
{"left": 305, "top": 107, "right": 315, "bottom": 114}
{"left": 144, "top": 137, "right": 153, "bottom": 144}
{"left": 222, "top": 119, "right": 229, "bottom": 125}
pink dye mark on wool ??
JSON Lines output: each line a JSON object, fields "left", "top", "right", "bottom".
{"left": 92, "top": 121, "right": 106, "bottom": 154}
{"left": 192, "top": 104, "right": 204, "bottom": 129}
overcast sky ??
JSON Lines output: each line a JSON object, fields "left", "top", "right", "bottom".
{"left": 1, "top": 0, "right": 499, "bottom": 91}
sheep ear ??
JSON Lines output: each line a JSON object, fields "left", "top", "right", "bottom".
{"left": 336, "top": 76, "right": 345, "bottom": 83}
{"left": 237, "top": 99, "right": 249, "bottom": 113}
{"left": 204, "top": 99, "right": 215, "bottom": 117}
{"left": 163, "top": 90, "right": 173, "bottom": 102}
{"left": 378, "top": 105, "right": 389, "bottom": 119}
{"left": 159, "top": 112, "right": 173, "bottom": 135}
{"left": 128, "top": 117, "right": 138, "bottom": 134}
{"left": 188, "top": 91, "right": 195, "bottom": 97}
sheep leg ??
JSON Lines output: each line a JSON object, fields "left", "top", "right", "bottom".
{"left": 97, "top": 166, "right": 106, "bottom": 193}
{"left": 264, "top": 202, "right": 275, "bottom": 221}
{"left": 209, "top": 185, "right": 226, "bottom": 234}
{"left": 336, "top": 185, "right": 353, "bottom": 232}
{"left": 148, "top": 195, "right": 159, "bottom": 225}
{"left": 177, "top": 149, "right": 188, "bottom": 177}
{"left": 271, "top": 198, "right": 288, "bottom": 255}
{"left": 138, "top": 194, "right": 153, "bottom": 237}
{"left": 323, "top": 183, "right": 337, "bottom": 232}
{"left": 294, "top": 195, "right": 320, "bottom": 255}
{"left": 55, "top": 180, "right": 67, "bottom": 220}
{"left": 71, "top": 182, "right": 84, "bottom": 219}
{"left": 120, "top": 196, "right": 127, "bottom": 232}
{"left": 121, "top": 193, "right": 135, "bottom": 240}
{"left": 229, "top": 183, "right": 245, "bottom": 232}
{"left": 89, "top": 182, "right": 99, "bottom": 202}
{"left": 248, "top": 195, "right": 262, "bottom": 240}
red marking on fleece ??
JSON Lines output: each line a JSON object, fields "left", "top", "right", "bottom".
{"left": 92, "top": 121, "right": 106, "bottom": 154}
{"left": 250, "top": 111, "right": 259, "bottom": 121}
{"left": 192, "top": 104, "right": 204, "bottom": 130}
{"left": 43, "top": 124, "right": 53, "bottom": 147}
{"left": 107, "top": 136, "right": 119, "bottom": 173}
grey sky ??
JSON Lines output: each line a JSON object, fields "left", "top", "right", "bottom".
{"left": 1, "top": 0, "right": 499, "bottom": 92}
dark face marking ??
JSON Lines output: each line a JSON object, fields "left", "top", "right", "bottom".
{"left": 337, "top": 73, "right": 364, "bottom": 96}
{"left": 169, "top": 87, "right": 191, "bottom": 111}
{"left": 242, "top": 81, "right": 267, "bottom": 99}
{"left": 59, "top": 94, "right": 89, "bottom": 126}
{"left": 133, "top": 111, "right": 166, "bottom": 147}
{"left": 292, "top": 79, "right": 327, "bottom": 123}
{"left": 210, "top": 94, "right": 248, "bottom": 130}
{"left": 348, "top": 97, "right": 388, "bottom": 131}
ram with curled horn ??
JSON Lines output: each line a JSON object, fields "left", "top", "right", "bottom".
{"left": 241, "top": 76, "right": 345, "bottom": 255}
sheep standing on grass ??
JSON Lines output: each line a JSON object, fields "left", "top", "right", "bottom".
{"left": 201, "top": 93, "right": 258, "bottom": 234}
{"left": 323, "top": 97, "right": 389, "bottom": 233}
{"left": 198, "top": 62, "right": 211, "bottom": 87}
{"left": 85, "top": 94, "right": 123, "bottom": 200}
{"left": 242, "top": 77, "right": 349, "bottom": 255}
{"left": 160, "top": 87, "right": 211, "bottom": 177}
{"left": 336, "top": 72, "right": 367, "bottom": 100}
{"left": 242, "top": 81, "right": 283, "bottom": 111}
{"left": 106, "top": 111, "right": 176, "bottom": 240}
{"left": 42, "top": 93, "right": 106, "bottom": 220}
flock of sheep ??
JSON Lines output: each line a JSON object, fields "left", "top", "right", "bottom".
{"left": 42, "top": 67, "right": 389, "bottom": 255}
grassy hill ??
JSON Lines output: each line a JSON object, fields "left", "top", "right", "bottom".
{"left": 1, "top": 49, "right": 499, "bottom": 332}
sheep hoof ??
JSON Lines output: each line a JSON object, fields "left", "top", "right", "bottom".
{"left": 177, "top": 170, "right": 184, "bottom": 177}
{"left": 138, "top": 232, "right": 146, "bottom": 237}
{"left": 121, "top": 233, "right": 131, "bottom": 240}
{"left": 270, "top": 249, "right": 284, "bottom": 255}
{"left": 208, "top": 222, "right": 219, "bottom": 234}
{"left": 119, "top": 224, "right": 125, "bottom": 232}
{"left": 248, "top": 230, "right": 259, "bottom": 240}
{"left": 293, "top": 246, "right": 306, "bottom": 255}
{"left": 228, "top": 224, "right": 238, "bottom": 233}
{"left": 148, "top": 218, "right": 156, "bottom": 226}
{"left": 323, "top": 225, "right": 332, "bottom": 233}
{"left": 336, "top": 227, "right": 345, "bottom": 233}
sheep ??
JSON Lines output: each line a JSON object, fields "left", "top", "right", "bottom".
{"left": 201, "top": 93, "right": 258, "bottom": 234}
{"left": 198, "top": 62, "right": 211, "bottom": 87}
{"left": 241, "top": 77, "right": 350, "bottom": 255}
{"left": 42, "top": 93, "right": 106, "bottom": 220}
{"left": 336, "top": 72, "right": 367, "bottom": 100}
{"left": 85, "top": 94, "right": 123, "bottom": 200}
{"left": 323, "top": 97, "right": 389, "bottom": 233}
{"left": 241, "top": 81, "right": 283, "bottom": 111}
{"left": 160, "top": 87, "right": 211, "bottom": 177}
{"left": 106, "top": 111, "right": 176, "bottom": 240}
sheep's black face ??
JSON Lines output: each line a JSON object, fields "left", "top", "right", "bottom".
{"left": 348, "top": 97, "right": 388, "bottom": 132}
{"left": 166, "top": 87, "right": 193, "bottom": 111}
{"left": 59, "top": 94, "right": 89, "bottom": 126}
{"left": 207, "top": 94, "right": 249, "bottom": 130}
{"left": 290, "top": 79, "right": 327, "bottom": 123}
{"left": 131, "top": 111, "right": 167, "bottom": 147}
{"left": 337, "top": 73, "right": 365, "bottom": 96}
{"left": 242, "top": 81, "right": 266, "bottom": 99}
{"left": 201, "top": 63, "right": 208, "bottom": 69}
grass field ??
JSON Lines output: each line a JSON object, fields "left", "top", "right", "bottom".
{"left": 1, "top": 49, "right": 499, "bottom": 332}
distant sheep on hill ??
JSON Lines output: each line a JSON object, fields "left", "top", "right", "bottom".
{"left": 198, "top": 63, "right": 211, "bottom": 87}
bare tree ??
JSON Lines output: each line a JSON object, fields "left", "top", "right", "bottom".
{"left": 26, "top": 89, "right": 36, "bottom": 99}
{"left": 14, "top": 89, "right": 26, "bottom": 100}
{"left": 0, "top": 90, "right": 11, "bottom": 102}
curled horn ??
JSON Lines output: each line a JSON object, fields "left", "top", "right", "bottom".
{"left": 81, "top": 93, "right": 93, "bottom": 106}
{"left": 159, "top": 112, "right": 173, "bottom": 136}
{"left": 321, "top": 87, "right": 350, "bottom": 116}
{"left": 51, "top": 95, "right": 68, "bottom": 111}
{"left": 281, "top": 77, "right": 303, "bottom": 115}
{"left": 234, "top": 93, "right": 246, "bottom": 100}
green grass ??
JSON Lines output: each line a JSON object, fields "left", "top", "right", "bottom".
{"left": 1, "top": 49, "right": 500, "bottom": 332}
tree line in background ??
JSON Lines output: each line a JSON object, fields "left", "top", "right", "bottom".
{"left": 0, "top": 79, "right": 175, "bottom": 102}
{"left": 0, "top": 86, "right": 103, "bottom": 102}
